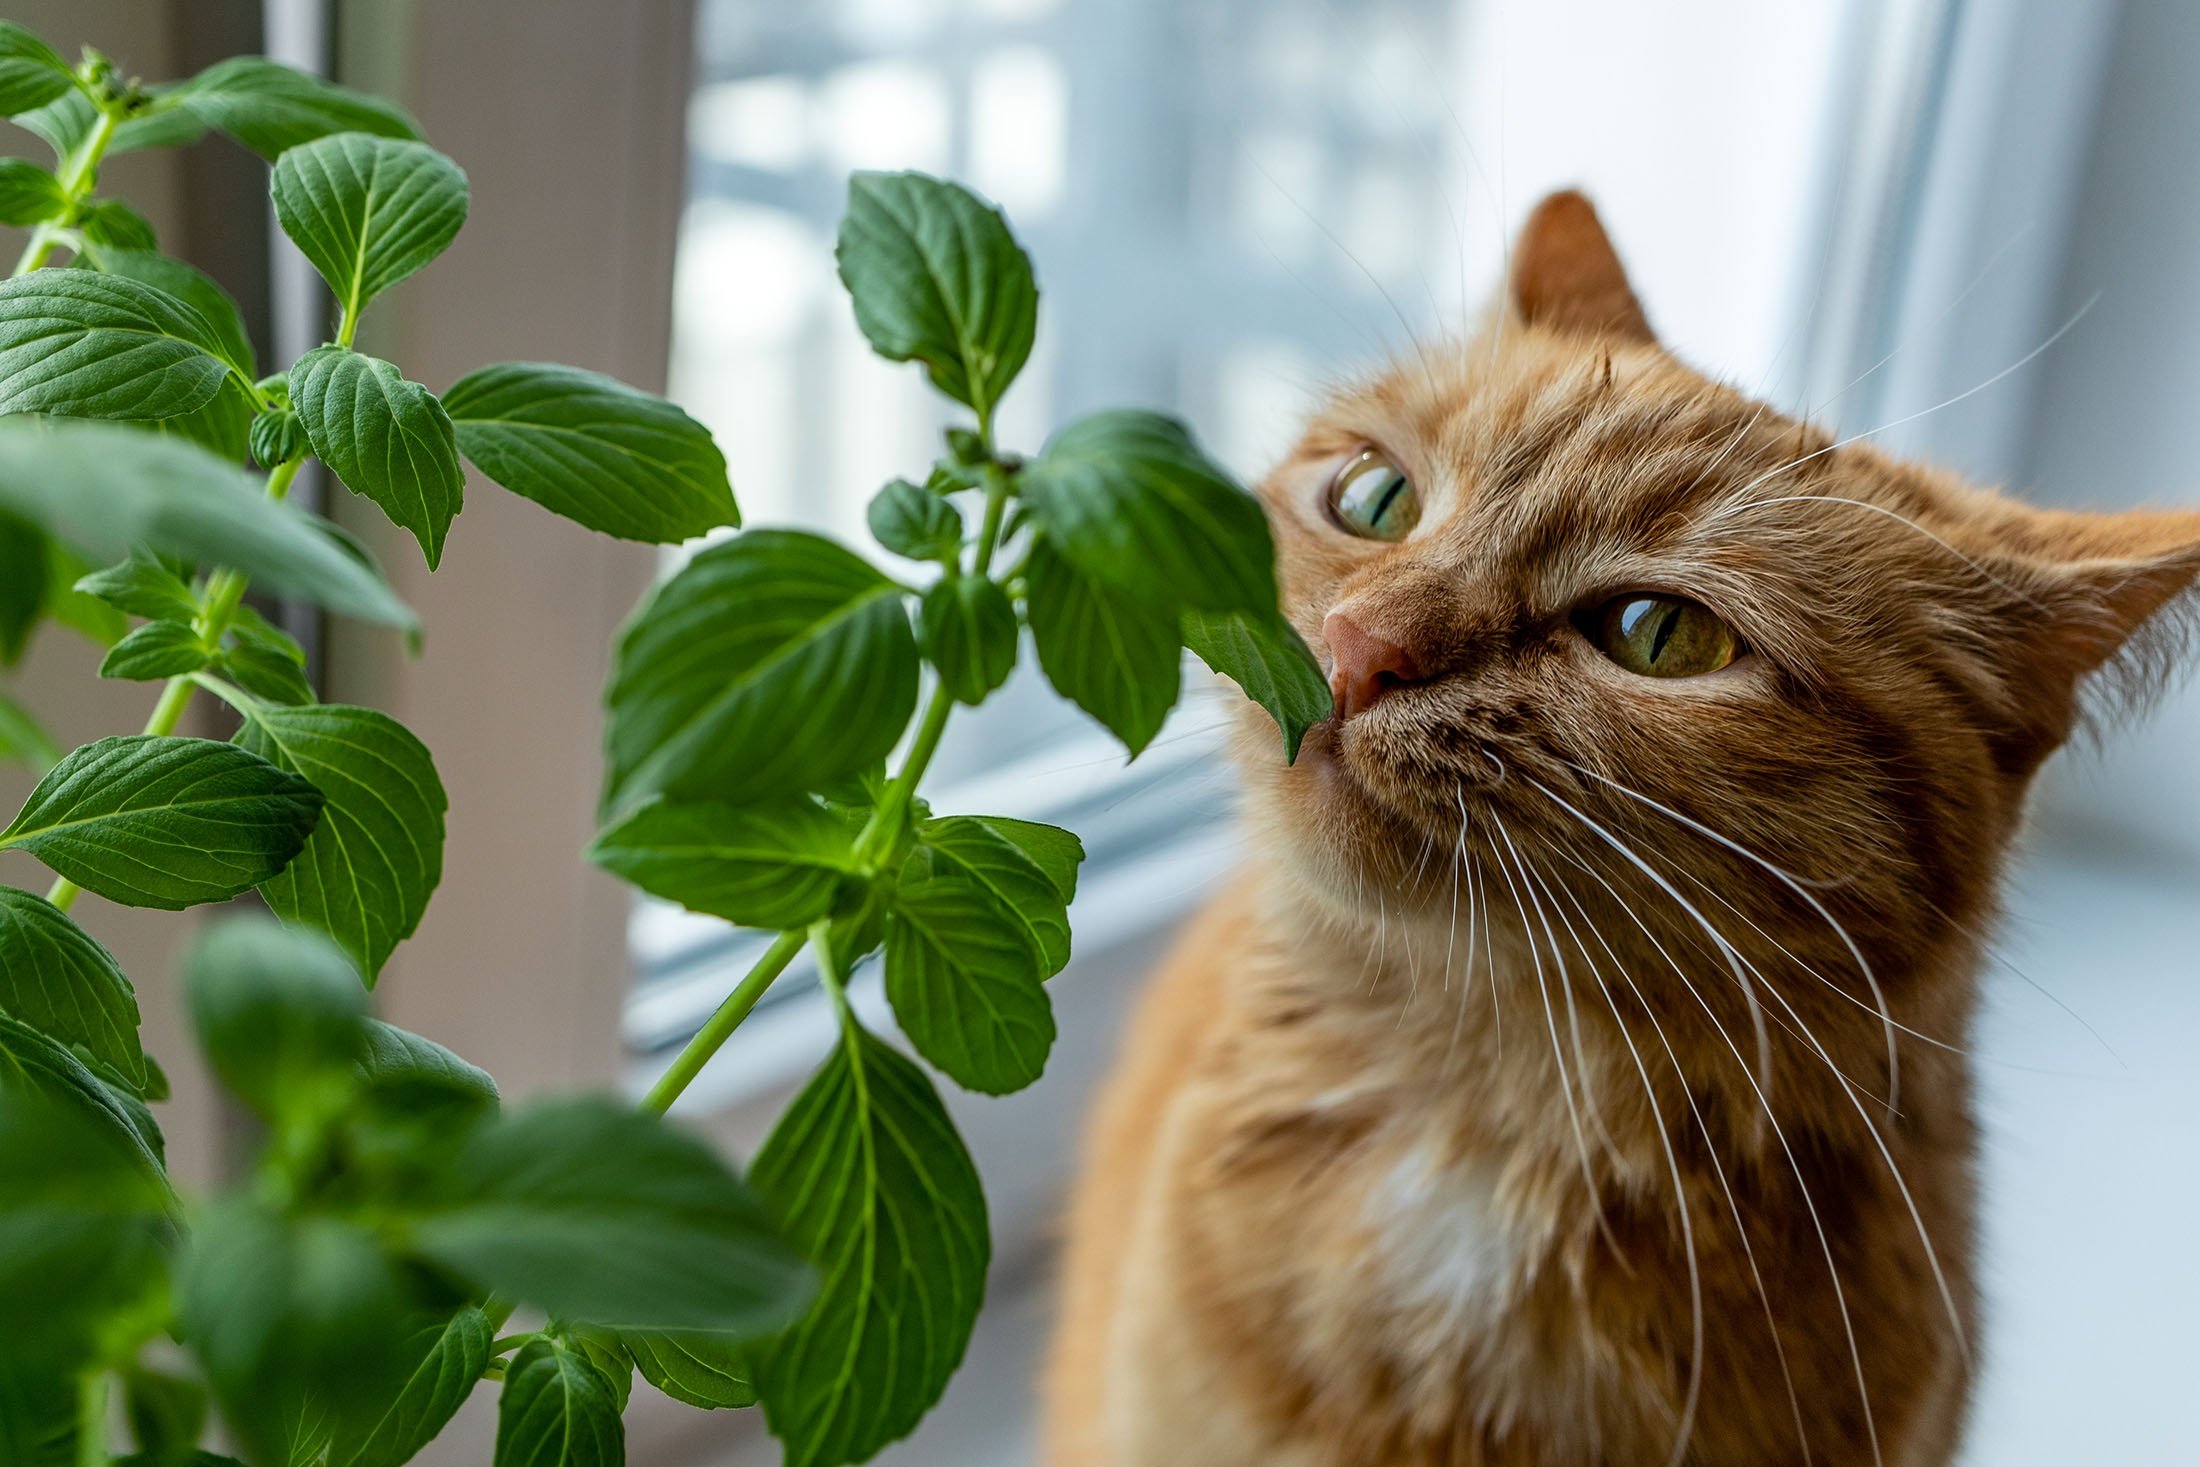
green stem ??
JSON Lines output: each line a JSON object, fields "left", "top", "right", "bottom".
{"left": 13, "top": 107, "right": 119, "bottom": 277}
{"left": 73, "top": 1370, "right": 104, "bottom": 1467}
{"left": 44, "top": 456, "right": 304, "bottom": 914}
{"left": 639, "top": 929, "right": 808, "bottom": 1116}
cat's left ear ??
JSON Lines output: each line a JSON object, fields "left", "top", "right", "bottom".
{"left": 1508, "top": 190, "right": 1656, "bottom": 344}
{"left": 1979, "top": 507, "right": 2200, "bottom": 774}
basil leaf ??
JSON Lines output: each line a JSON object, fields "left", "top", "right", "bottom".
{"left": 0, "top": 692, "right": 58, "bottom": 774}
{"left": 249, "top": 403, "right": 309, "bottom": 469}
{"left": 220, "top": 638, "right": 317, "bottom": 706}
{"left": 291, "top": 346, "right": 465, "bottom": 568}
{"left": 1020, "top": 409, "right": 1277, "bottom": 614}
{"left": 1181, "top": 608, "right": 1332, "bottom": 762}
{"left": 956, "top": 815, "right": 1083, "bottom": 903}
{"left": 442, "top": 361, "right": 737, "bottom": 543}
{"left": 0, "top": 23, "right": 70, "bottom": 116}
{"left": 884, "top": 868, "right": 1055, "bottom": 1094}
{"left": 98, "top": 619, "right": 209, "bottom": 681}
{"left": 410, "top": 1097, "right": 814, "bottom": 1334}
{"left": 1025, "top": 537, "right": 1179, "bottom": 756}
{"left": 560, "top": 1328, "right": 633, "bottom": 1412}
{"left": 88, "top": 249, "right": 256, "bottom": 378}
{"left": 0, "top": 419, "right": 418, "bottom": 632}
{"left": 231, "top": 702, "right": 447, "bottom": 983}
{"left": 13, "top": 91, "right": 205, "bottom": 163}
{"left": 0, "top": 511, "right": 42, "bottom": 664}
{"left": 604, "top": 529, "right": 918, "bottom": 813}
{"left": 0, "top": 158, "right": 62, "bottom": 227}
{"left": 0, "top": 1012, "right": 165, "bottom": 1176}
{"left": 836, "top": 170, "right": 1037, "bottom": 420}
{"left": 183, "top": 916, "right": 367, "bottom": 1120}
{"left": 0, "top": 735, "right": 323, "bottom": 910}
{"left": 916, "top": 814, "right": 1072, "bottom": 973}
{"left": 919, "top": 572, "right": 1017, "bottom": 705}
{"left": 495, "top": 1338, "right": 623, "bottom": 1467}
{"left": 750, "top": 1023, "right": 988, "bottom": 1467}
{"left": 866, "top": 477, "right": 961, "bottom": 562}
{"left": 173, "top": 56, "right": 422, "bottom": 160}
{"left": 623, "top": 1331, "right": 755, "bottom": 1410}
{"left": 272, "top": 134, "right": 467, "bottom": 323}
{"left": 0, "top": 886, "right": 142, "bottom": 1084}
{"left": 77, "top": 197, "right": 156, "bottom": 252}
{"left": 587, "top": 795, "right": 853, "bottom": 930}
{"left": 330, "top": 1307, "right": 492, "bottom": 1467}
{"left": 73, "top": 549, "right": 197, "bottom": 623}
{"left": 0, "top": 1363, "right": 72, "bottom": 1467}
{"left": 358, "top": 1019, "right": 497, "bottom": 1114}
{"left": 0, "top": 270, "right": 231, "bottom": 421}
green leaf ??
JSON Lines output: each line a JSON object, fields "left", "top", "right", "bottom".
{"left": 0, "top": 157, "right": 62, "bottom": 226}
{"left": 330, "top": 1307, "right": 492, "bottom": 1467}
{"left": 0, "top": 511, "right": 44, "bottom": 664}
{"left": 183, "top": 916, "right": 367, "bottom": 1120}
{"left": 291, "top": 346, "right": 465, "bottom": 568}
{"left": 1020, "top": 409, "right": 1278, "bottom": 614}
{"left": 41, "top": 539, "right": 127, "bottom": 648}
{"left": 561, "top": 1328, "right": 633, "bottom": 1412}
{"left": 87, "top": 250, "right": 256, "bottom": 378}
{"left": 0, "top": 270, "right": 232, "bottom": 421}
{"left": 0, "top": 886, "right": 142, "bottom": 1083}
{"left": 623, "top": 1331, "right": 756, "bottom": 1410}
{"left": 0, "top": 691, "right": 59, "bottom": 774}
{"left": 916, "top": 815, "right": 1073, "bottom": 972}
{"left": 120, "top": 1361, "right": 208, "bottom": 1463}
{"left": 13, "top": 91, "right": 205, "bottom": 163}
{"left": 884, "top": 868, "right": 1055, "bottom": 1094}
{"left": 495, "top": 1338, "right": 623, "bottom": 1467}
{"left": 249, "top": 404, "right": 308, "bottom": 468}
{"left": 231, "top": 702, "right": 447, "bottom": 983}
{"left": 220, "top": 638, "right": 316, "bottom": 706}
{"left": 173, "top": 56, "right": 422, "bottom": 160}
{"left": 0, "top": 1363, "right": 72, "bottom": 1467}
{"left": 1181, "top": 608, "right": 1330, "bottom": 761}
{"left": 959, "top": 815, "right": 1083, "bottom": 902}
{"left": 587, "top": 795, "right": 853, "bottom": 930}
{"left": 0, "top": 735, "right": 323, "bottom": 910}
{"left": 866, "top": 478, "right": 962, "bottom": 562}
{"left": 919, "top": 573, "right": 1018, "bottom": 705}
{"left": 77, "top": 197, "right": 156, "bottom": 252}
{"left": 177, "top": 1200, "right": 417, "bottom": 1461}
{"left": 443, "top": 361, "right": 737, "bottom": 543}
{"left": 98, "top": 620, "right": 209, "bottom": 681}
{"left": 603, "top": 529, "right": 919, "bottom": 813}
{"left": 410, "top": 1097, "right": 814, "bottom": 1334}
{"left": 1025, "top": 537, "right": 1179, "bottom": 755}
{"left": 0, "top": 1012, "right": 165, "bottom": 1176}
{"left": 359, "top": 1018, "right": 497, "bottom": 1113}
{"left": 0, "top": 22, "right": 71, "bottom": 115}
{"left": 73, "top": 549, "right": 197, "bottom": 623}
{"left": 0, "top": 419, "right": 418, "bottom": 632}
{"left": 272, "top": 133, "right": 467, "bottom": 323}
{"left": 835, "top": 171, "right": 1037, "bottom": 420}
{"left": 750, "top": 1023, "right": 988, "bottom": 1467}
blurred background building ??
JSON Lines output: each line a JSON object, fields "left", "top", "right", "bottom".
{"left": 2, "top": 1, "right": 2193, "bottom": 1463}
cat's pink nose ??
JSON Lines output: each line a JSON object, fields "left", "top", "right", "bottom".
{"left": 1323, "top": 609, "right": 1424, "bottom": 720}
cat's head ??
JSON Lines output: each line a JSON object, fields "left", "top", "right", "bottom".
{"left": 1241, "top": 191, "right": 2200, "bottom": 992}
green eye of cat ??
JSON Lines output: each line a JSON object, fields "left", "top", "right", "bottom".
{"left": 1587, "top": 594, "right": 1741, "bottom": 678}
{"left": 1328, "top": 449, "right": 1420, "bottom": 541}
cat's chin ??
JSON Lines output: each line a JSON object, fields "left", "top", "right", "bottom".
{"left": 1256, "top": 716, "right": 1475, "bottom": 918}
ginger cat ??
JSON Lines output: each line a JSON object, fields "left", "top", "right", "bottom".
{"left": 1044, "top": 192, "right": 2200, "bottom": 1467}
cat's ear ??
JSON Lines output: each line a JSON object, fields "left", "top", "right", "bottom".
{"left": 1508, "top": 190, "right": 1655, "bottom": 344}
{"left": 1979, "top": 507, "right": 2200, "bottom": 774}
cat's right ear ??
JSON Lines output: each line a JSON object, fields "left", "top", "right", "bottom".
{"left": 1507, "top": 190, "right": 1656, "bottom": 344}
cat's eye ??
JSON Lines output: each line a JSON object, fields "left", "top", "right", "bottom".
{"left": 1327, "top": 449, "right": 1420, "bottom": 541}
{"left": 1586, "top": 594, "right": 1741, "bottom": 678}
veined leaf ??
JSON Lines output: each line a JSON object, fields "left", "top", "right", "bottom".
{"left": 587, "top": 795, "right": 853, "bottom": 930}
{"left": 359, "top": 1020, "right": 497, "bottom": 1113}
{"left": 956, "top": 815, "right": 1083, "bottom": 902}
{"left": 98, "top": 619, "right": 209, "bottom": 681}
{"left": 1181, "top": 608, "right": 1333, "bottom": 762}
{"left": 73, "top": 549, "right": 197, "bottom": 623}
{"left": 0, "top": 158, "right": 62, "bottom": 227}
{"left": 291, "top": 346, "right": 464, "bottom": 568}
{"left": 231, "top": 701, "right": 447, "bottom": 983}
{"left": 174, "top": 56, "right": 422, "bottom": 160}
{"left": 410, "top": 1098, "right": 814, "bottom": 1334}
{"left": 1025, "top": 537, "right": 1179, "bottom": 756}
{"left": 272, "top": 133, "right": 467, "bottom": 323}
{"left": 87, "top": 249, "right": 256, "bottom": 378}
{"left": 866, "top": 478, "right": 961, "bottom": 562}
{"left": 0, "top": 886, "right": 142, "bottom": 1084}
{"left": 12, "top": 90, "right": 205, "bottom": 163}
{"left": 0, "top": 419, "right": 417, "bottom": 632}
{"left": 77, "top": 198, "right": 156, "bottom": 252}
{"left": 0, "top": 270, "right": 232, "bottom": 421}
{"left": 442, "top": 361, "right": 737, "bottom": 543}
{"left": 0, "top": 692, "right": 59, "bottom": 775}
{"left": 0, "top": 1014, "right": 165, "bottom": 1184}
{"left": 331, "top": 1307, "right": 492, "bottom": 1467}
{"left": 495, "top": 1338, "right": 623, "bottom": 1467}
{"left": 916, "top": 815, "right": 1072, "bottom": 973}
{"left": 603, "top": 529, "right": 918, "bottom": 812}
{"left": 750, "top": 1023, "right": 988, "bottom": 1467}
{"left": 835, "top": 171, "right": 1037, "bottom": 420}
{"left": 884, "top": 869, "right": 1055, "bottom": 1094}
{"left": 623, "top": 1331, "right": 755, "bottom": 1410}
{"left": 919, "top": 573, "right": 1017, "bottom": 705}
{"left": 1020, "top": 409, "right": 1277, "bottom": 614}
{"left": 0, "top": 735, "right": 323, "bottom": 911}
{"left": 0, "top": 23, "right": 71, "bottom": 116}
